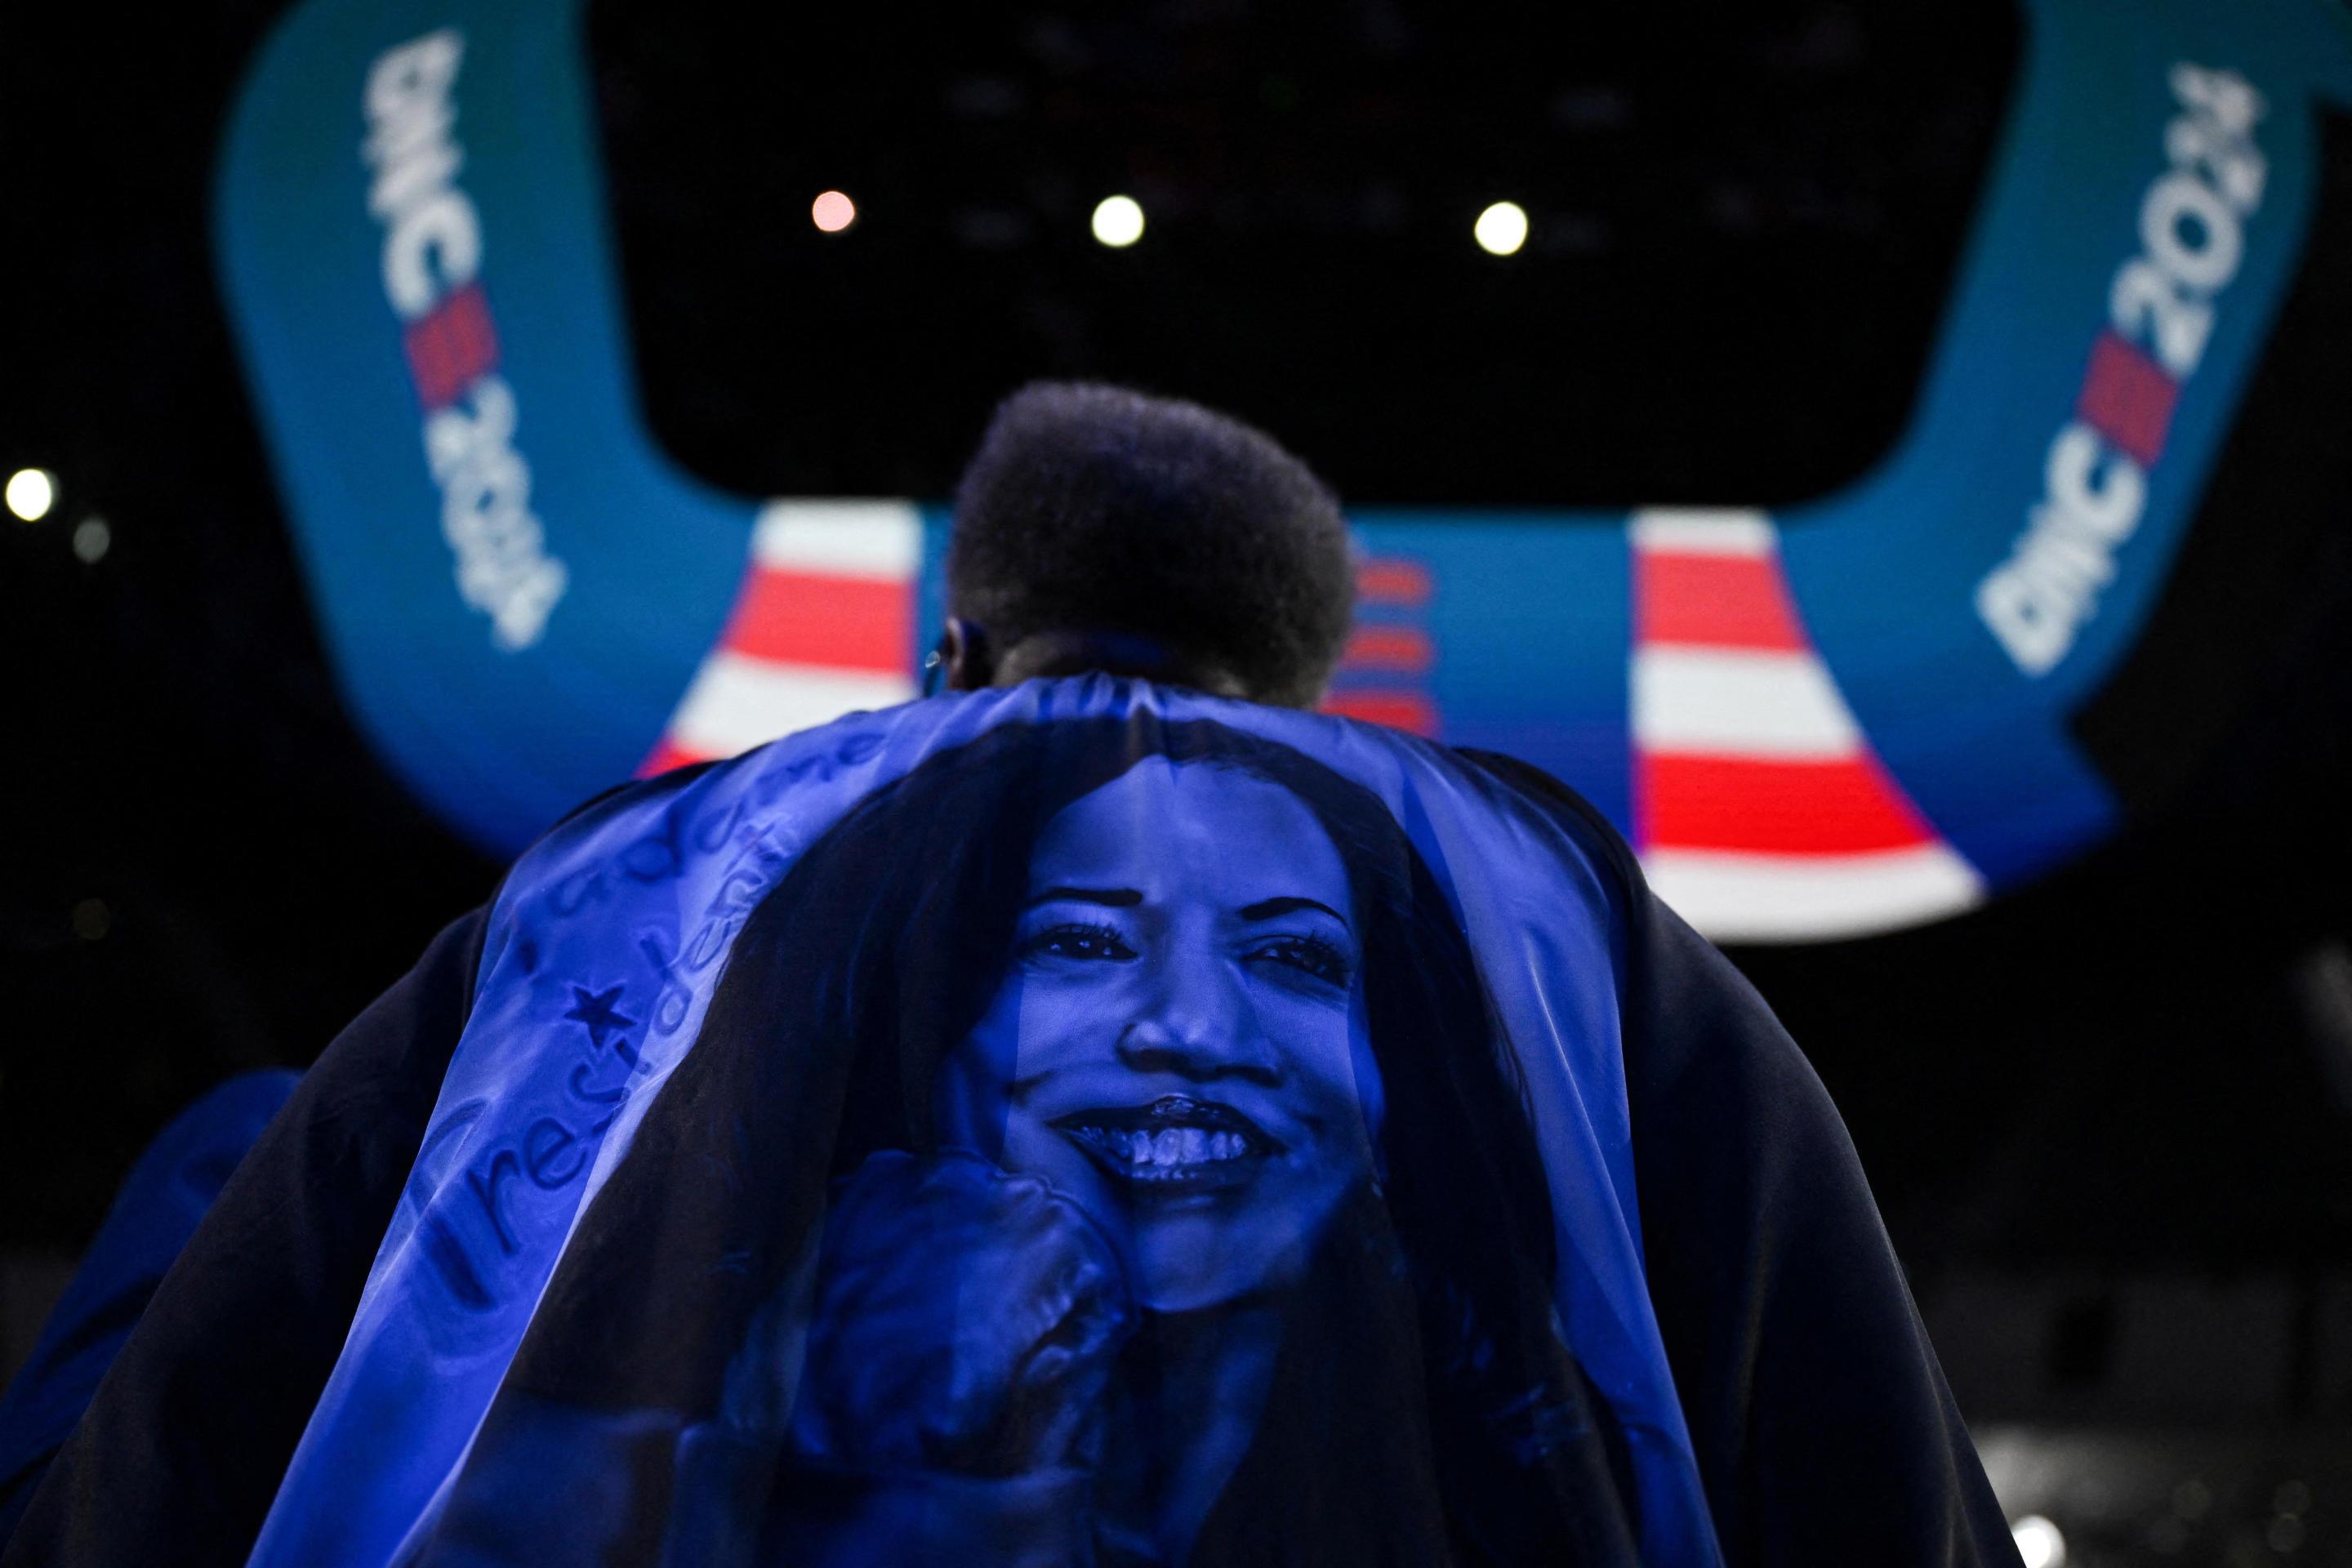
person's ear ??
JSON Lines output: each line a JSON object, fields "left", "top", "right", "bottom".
{"left": 942, "top": 617, "right": 993, "bottom": 692}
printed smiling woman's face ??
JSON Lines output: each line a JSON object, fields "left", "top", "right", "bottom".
{"left": 935, "top": 760, "right": 1386, "bottom": 1312}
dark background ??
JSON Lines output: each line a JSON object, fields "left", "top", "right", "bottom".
{"left": 5, "top": 0, "right": 2351, "bottom": 1317}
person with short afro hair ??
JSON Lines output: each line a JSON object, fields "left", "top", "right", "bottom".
{"left": 0, "top": 381, "right": 2023, "bottom": 1568}
{"left": 940, "top": 381, "right": 1355, "bottom": 710}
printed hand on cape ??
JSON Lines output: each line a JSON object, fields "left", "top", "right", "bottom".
{"left": 787, "top": 1148, "right": 1138, "bottom": 1477}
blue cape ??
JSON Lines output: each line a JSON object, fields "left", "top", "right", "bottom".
{"left": 248, "top": 681, "right": 1720, "bottom": 1567}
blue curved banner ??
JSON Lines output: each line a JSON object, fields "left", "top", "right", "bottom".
{"left": 215, "top": 0, "right": 2352, "bottom": 938}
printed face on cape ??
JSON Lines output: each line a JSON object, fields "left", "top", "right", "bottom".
{"left": 934, "top": 759, "right": 1387, "bottom": 1311}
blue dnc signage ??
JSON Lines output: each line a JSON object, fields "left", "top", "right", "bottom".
{"left": 215, "top": 0, "right": 2352, "bottom": 941}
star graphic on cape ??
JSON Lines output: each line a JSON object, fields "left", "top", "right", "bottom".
{"left": 564, "top": 984, "right": 637, "bottom": 1050}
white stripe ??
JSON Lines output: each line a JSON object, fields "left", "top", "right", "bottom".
{"left": 1629, "top": 508, "right": 1775, "bottom": 558}
{"left": 1642, "top": 844, "right": 1985, "bottom": 942}
{"left": 1633, "top": 647, "right": 1860, "bottom": 760}
{"left": 666, "top": 651, "right": 915, "bottom": 760}
{"left": 751, "top": 498, "right": 923, "bottom": 578}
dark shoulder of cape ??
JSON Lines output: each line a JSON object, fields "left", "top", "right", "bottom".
{"left": 0, "top": 907, "right": 497, "bottom": 1567}
{"left": 1453, "top": 746, "right": 2019, "bottom": 1568}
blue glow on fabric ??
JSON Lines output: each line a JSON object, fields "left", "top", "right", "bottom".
{"left": 213, "top": 0, "right": 2352, "bottom": 899}
{"left": 243, "top": 682, "right": 1718, "bottom": 1568}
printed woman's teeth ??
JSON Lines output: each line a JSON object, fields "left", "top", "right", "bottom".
{"left": 1105, "top": 1126, "right": 1246, "bottom": 1168}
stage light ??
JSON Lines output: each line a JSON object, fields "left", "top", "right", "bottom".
{"left": 1474, "top": 202, "right": 1529, "bottom": 256}
{"left": 811, "top": 190, "right": 857, "bottom": 233}
{"left": 73, "top": 517, "right": 112, "bottom": 564}
{"left": 7, "top": 468, "right": 56, "bottom": 521}
{"left": 1092, "top": 194, "right": 1145, "bottom": 247}
{"left": 2012, "top": 1515, "right": 2065, "bottom": 1568}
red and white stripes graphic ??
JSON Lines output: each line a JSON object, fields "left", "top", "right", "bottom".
{"left": 1322, "top": 555, "right": 1440, "bottom": 735}
{"left": 640, "top": 500, "right": 920, "bottom": 776}
{"left": 1631, "top": 509, "right": 1983, "bottom": 942}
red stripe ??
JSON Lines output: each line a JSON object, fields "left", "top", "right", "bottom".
{"left": 1638, "top": 754, "right": 1931, "bottom": 854}
{"left": 1356, "top": 558, "right": 1433, "bottom": 608}
{"left": 636, "top": 737, "right": 709, "bottom": 778}
{"left": 1323, "top": 690, "right": 1439, "bottom": 736}
{"left": 724, "top": 569, "right": 911, "bottom": 670}
{"left": 1636, "top": 550, "right": 1805, "bottom": 651}
{"left": 403, "top": 283, "right": 500, "bottom": 409}
{"left": 2075, "top": 330, "right": 2177, "bottom": 469}
{"left": 1341, "top": 626, "right": 1435, "bottom": 675}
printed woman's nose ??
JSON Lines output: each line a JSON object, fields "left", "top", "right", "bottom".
{"left": 1116, "top": 952, "right": 1278, "bottom": 1082}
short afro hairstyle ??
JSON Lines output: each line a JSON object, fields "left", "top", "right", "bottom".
{"left": 946, "top": 382, "right": 1355, "bottom": 708}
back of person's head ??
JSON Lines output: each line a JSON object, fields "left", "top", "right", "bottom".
{"left": 945, "top": 381, "right": 1354, "bottom": 708}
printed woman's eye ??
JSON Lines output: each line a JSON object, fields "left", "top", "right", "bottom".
{"left": 1250, "top": 934, "right": 1351, "bottom": 987}
{"left": 1026, "top": 923, "right": 1138, "bottom": 963}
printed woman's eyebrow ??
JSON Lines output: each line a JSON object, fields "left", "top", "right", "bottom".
{"left": 1239, "top": 896, "right": 1349, "bottom": 927}
{"left": 1027, "top": 886, "right": 1144, "bottom": 908}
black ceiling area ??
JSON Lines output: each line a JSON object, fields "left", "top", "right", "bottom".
{"left": 591, "top": 0, "right": 2018, "bottom": 506}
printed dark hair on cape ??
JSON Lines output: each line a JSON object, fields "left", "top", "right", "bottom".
{"left": 487, "top": 714, "right": 1638, "bottom": 1566}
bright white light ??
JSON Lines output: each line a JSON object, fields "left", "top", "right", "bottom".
{"left": 2012, "top": 1515, "right": 2066, "bottom": 1568}
{"left": 73, "top": 517, "right": 111, "bottom": 564}
{"left": 1474, "top": 201, "right": 1530, "bottom": 256}
{"left": 1091, "top": 194, "right": 1145, "bottom": 247}
{"left": 811, "top": 190, "right": 857, "bottom": 233}
{"left": 6, "top": 468, "right": 56, "bottom": 521}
